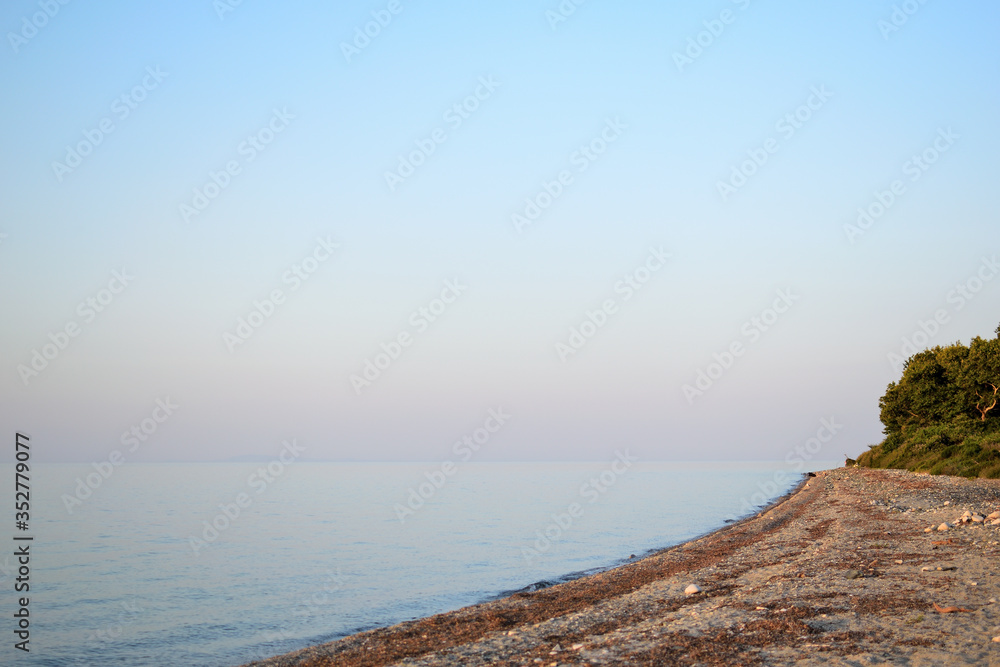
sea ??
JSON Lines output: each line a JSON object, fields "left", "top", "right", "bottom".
{"left": 1, "top": 460, "right": 837, "bottom": 666}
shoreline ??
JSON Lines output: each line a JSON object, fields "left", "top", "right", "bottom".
{"left": 501, "top": 472, "right": 812, "bottom": 599}
{"left": 244, "top": 468, "right": 1000, "bottom": 666}
{"left": 246, "top": 472, "right": 813, "bottom": 660}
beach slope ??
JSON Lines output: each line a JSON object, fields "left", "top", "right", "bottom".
{"left": 245, "top": 468, "right": 1000, "bottom": 666}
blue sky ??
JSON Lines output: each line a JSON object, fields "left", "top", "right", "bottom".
{"left": 1, "top": 0, "right": 998, "bottom": 462}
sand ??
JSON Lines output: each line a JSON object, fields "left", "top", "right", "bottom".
{"left": 243, "top": 467, "right": 1000, "bottom": 666}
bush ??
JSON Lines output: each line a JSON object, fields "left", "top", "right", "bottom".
{"left": 858, "top": 326, "right": 1000, "bottom": 479}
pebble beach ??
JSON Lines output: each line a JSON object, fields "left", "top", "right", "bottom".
{"left": 244, "top": 467, "right": 1000, "bottom": 666}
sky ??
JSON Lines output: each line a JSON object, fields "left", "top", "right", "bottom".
{"left": 1, "top": 0, "right": 998, "bottom": 463}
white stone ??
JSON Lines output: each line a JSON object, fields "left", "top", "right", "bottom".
{"left": 937, "top": 523, "right": 950, "bottom": 531}
{"left": 684, "top": 584, "right": 702, "bottom": 595}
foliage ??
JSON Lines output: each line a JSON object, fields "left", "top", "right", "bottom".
{"left": 859, "top": 323, "right": 1000, "bottom": 478}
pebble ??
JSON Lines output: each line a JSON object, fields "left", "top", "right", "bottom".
{"left": 987, "top": 511, "right": 1000, "bottom": 520}
{"left": 937, "top": 523, "right": 950, "bottom": 531}
{"left": 846, "top": 570, "right": 862, "bottom": 579}
{"left": 924, "top": 527, "right": 933, "bottom": 533}
{"left": 684, "top": 584, "right": 702, "bottom": 595}
{"left": 993, "top": 636, "right": 1000, "bottom": 643}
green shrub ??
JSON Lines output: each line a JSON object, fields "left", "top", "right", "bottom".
{"left": 858, "top": 324, "right": 1000, "bottom": 479}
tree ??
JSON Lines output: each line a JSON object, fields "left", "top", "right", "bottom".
{"left": 866, "top": 323, "right": 1000, "bottom": 478}
{"left": 879, "top": 345, "right": 968, "bottom": 435}
{"left": 960, "top": 336, "right": 1000, "bottom": 422}
{"left": 879, "top": 326, "right": 1000, "bottom": 434}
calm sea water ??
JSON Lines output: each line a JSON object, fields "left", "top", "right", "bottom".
{"left": 1, "top": 461, "right": 836, "bottom": 666}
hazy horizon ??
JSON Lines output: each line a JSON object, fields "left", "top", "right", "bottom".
{"left": 3, "top": 1, "right": 999, "bottom": 464}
